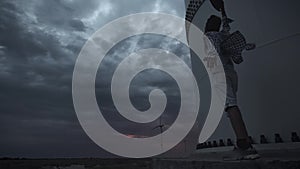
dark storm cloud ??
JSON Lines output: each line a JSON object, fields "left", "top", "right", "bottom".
{"left": 0, "top": 0, "right": 106, "bottom": 157}
{"left": 69, "top": 19, "right": 87, "bottom": 32}
{"left": 0, "top": 0, "right": 188, "bottom": 157}
{"left": 92, "top": 33, "right": 193, "bottom": 138}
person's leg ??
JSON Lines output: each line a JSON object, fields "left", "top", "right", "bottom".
{"left": 220, "top": 70, "right": 260, "bottom": 159}
{"left": 226, "top": 106, "right": 251, "bottom": 150}
{"left": 226, "top": 107, "right": 261, "bottom": 160}
{"left": 225, "top": 71, "right": 252, "bottom": 150}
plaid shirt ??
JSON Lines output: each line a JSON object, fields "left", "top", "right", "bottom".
{"left": 205, "top": 15, "right": 250, "bottom": 73}
{"left": 204, "top": 15, "right": 236, "bottom": 72}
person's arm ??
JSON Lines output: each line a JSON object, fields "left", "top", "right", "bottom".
{"left": 203, "top": 35, "right": 219, "bottom": 69}
{"left": 220, "top": 8, "right": 231, "bottom": 34}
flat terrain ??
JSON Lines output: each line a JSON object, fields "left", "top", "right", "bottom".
{"left": 0, "top": 158, "right": 152, "bottom": 169}
{"left": 1, "top": 143, "right": 300, "bottom": 169}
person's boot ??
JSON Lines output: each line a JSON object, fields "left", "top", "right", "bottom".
{"left": 226, "top": 106, "right": 260, "bottom": 160}
{"left": 233, "top": 138, "right": 260, "bottom": 160}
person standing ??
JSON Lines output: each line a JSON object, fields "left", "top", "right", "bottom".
{"left": 203, "top": 2, "right": 260, "bottom": 160}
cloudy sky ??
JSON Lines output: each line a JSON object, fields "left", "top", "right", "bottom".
{"left": 1, "top": 0, "right": 300, "bottom": 158}
{"left": 0, "top": 0, "right": 189, "bottom": 158}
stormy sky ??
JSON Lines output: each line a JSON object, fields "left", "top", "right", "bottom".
{"left": 0, "top": 0, "right": 300, "bottom": 158}
{"left": 0, "top": 0, "right": 189, "bottom": 158}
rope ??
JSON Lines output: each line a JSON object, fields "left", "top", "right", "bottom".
{"left": 256, "top": 33, "right": 300, "bottom": 49}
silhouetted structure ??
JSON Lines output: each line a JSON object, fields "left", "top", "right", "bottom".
{"left": 227, "top": 138, "right": 234, "bottom": 146}
{"left": 197, "top": 131, "right": 300, "bottom": 150}
{"left": 219, "top": 139, "right": 225, "bottom": 146}
{"left": 275, "top": 133, "right": 283, "bottom": 143}
{"left": 291, "top": 132, "right": 300, "bottom": 142}
{"left": 196, "top": 143, "right": 203, "bottom": 149}
{"left": 207, "top": 141, "right": 212, "bottom": 148}
{"left": 260, "top": 134, "right": 268, "bottom": 144}
{"left": 213, "top": 140, "right": 218, "bottom": 147}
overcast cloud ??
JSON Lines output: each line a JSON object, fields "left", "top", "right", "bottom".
{"left": 1, "top": 0, "right": 300, "bottom": 158}
{"left": 0, "top": 0, "right": 190, "bottom": 158}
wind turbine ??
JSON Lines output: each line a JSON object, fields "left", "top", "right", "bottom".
{"left": 152, "top": 116, "right": 166, "bottom": 152}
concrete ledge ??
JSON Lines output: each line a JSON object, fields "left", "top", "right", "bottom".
{"left": 152, "top": 159, "right": 300, "bottom": 169}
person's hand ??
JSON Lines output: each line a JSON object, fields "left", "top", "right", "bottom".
{"left": 220, "top": 0, "right": 225, "bottom": 11}
{"left": 210, "top": 0, "right": 224, "bottom": 11}
{"left": 245, "top": 43, "right": 256, "bottom": 51}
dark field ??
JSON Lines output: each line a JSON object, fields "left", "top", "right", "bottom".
{"left": 0, "top": 158, "right": 152, "bottom": 169}
{"left": 1, "top": 158, "right": 300, "bottom": 169}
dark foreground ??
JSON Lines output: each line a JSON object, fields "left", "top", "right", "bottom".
{"left": 2, "top": 143, "right": 300, "bottom": 169}
{"left": 0, "top": 158, "right": 151, "bottom": 169}
{"left": 1, "top": 158, "right": 300, "bottom": 169}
